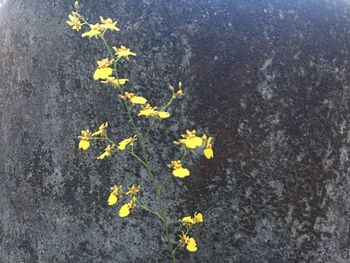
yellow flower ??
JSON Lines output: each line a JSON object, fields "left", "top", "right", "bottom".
{"left": 113, "top": 45, "right": 136, "bottom": 60}
{"left": 179, "top": 232, "right": 197, "bottom": 252}
{"left": 119, "top": 92, "right": 147, "bottom": 105}
{"left": 108, "top": 185, "right": 123, "bottom": 206}
{"left": 174, "top": 130, "right": 203, "bottom": 149}
{"left": 82, "top": 23, "right": 102, "bottom": 38}
{"left": 91, "top": 122, "right": 108, "bottom": 137}
{"left": 138, "top": 104, "right": 170, "bottom": 119}
{"left": 94, "top": 58, "right": 113, "bottom": 80}
{"left": 66, "top": 11, "right": 81, "bottom": 31}
{"left": 118, "top": 135, "right": 137, "bottom": 150}
{"left": 193, "top": 212, "right": 204, "bottom": 223}
{"left": 97, "top": 144, "right": 115, "bottom": 159}
{"left": 74, "top": 1, "right": 79, "bottom": 9}
{"left": 119, "top": 197, "right": 137, "bottom": 217}
{"left": 100, "top": 16, "right": 120, "bottom": 31}
{"left": 78, "top": 129, "right": 91, "bottom": 150}
{"left": 138, "top": 104, "right": 158, "bottom": 117}
{"left": 126, "top": 185, "right": 140, "bottom": 197}
{"left": 167, "top": 160, "right": 190, "bottom": 178}
{"left": 180, "top": 212, "right": 203, "bottom": 226}
{"left": 101, "top": 77, "right": 128, "bottom": 87}
{"left": 181, "top": 216, "right": 195, "bottom": 226}
{"left": 202, "top": 135, "right": 214, "bottom": 159}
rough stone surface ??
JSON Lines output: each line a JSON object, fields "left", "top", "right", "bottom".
{"left": 1, "top": 0, "right": 350, "bottom": 262}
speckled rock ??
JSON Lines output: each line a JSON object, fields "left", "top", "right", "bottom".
{"left": 1, "top": 0, "right": 350, "bottom": 262}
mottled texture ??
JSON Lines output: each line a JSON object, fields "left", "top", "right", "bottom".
{"left": 1, "top": 0, "right": 350, "bottom": 262}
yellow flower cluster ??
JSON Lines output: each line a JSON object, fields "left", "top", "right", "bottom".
{"left": 174, "top": 130, "right": 214, "bottom": 159}
{"left": 79, "top": 16, "right": 120, "bottom": 38}
{"left": 119, "top": 93, "right": 171, "bottom": 119}
{"left": 181, "top": 212, "right": 203, "bottom": 226}
{"left": 78, "top": 122, "right": 138, "bottom": 159}
{"left": 108, "top": 184, "right": 141, "bottom": 218}
{"left": 179, "top": 232, "right": 197, "bottom": 252}
{"left": 69, "top": 3, "right": 213, "bottom": 259}
{"left": 178, "top": 212, "right": 204, "bottom": 252}
{"left": 138, "top": 104, "right": 170, "bottom": 119}
{"left": 119, "top": 92, "right": 147, "bottom": 105}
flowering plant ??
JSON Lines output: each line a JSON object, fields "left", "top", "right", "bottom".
{"left": 67, "top": 2, "right": 214, "bottom": 262}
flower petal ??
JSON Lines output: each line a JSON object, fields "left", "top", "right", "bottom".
{"left": 93, "top": 67, "right": 113, "bottom": 80}
{"left": 158, "top": 111, "right": 170, "bottom": 119}
{"left": 204, "top": 148, "right": 214, "bottom": 159}
{"left": 130, "top": 96, "right": 147, "bottom": 105}
{"left": 185, "top": 137, "right": 203, "bottom": 149}
{"left": 107, "top": 193, "right": 118, "bottom": 206}
{"left": 79, "top": 140, "right": 90, "bottom": 150}
{"left": 119, "top": 204, "right": 131, "bottom": 217}
{"left": 186, "top": 238, "right": 197, "bottom": 252}
{"left": 173, "top": 168, "right": 190, "bottom": 178}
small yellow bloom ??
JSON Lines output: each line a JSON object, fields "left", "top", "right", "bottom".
{"left": 108, "top": 185, "right": 123, "bottom": 206}
{"left": 167, "top": 160, "right": 190, "bottom": 178}
{"left": 119, "top": 203, "right": 131, "bottom": 217}
{"left": 175, "top": 130, "right": 203, "bottom": 149}
{"left": 193, "top": 212, "right": 204, "bottom": 223}
{"left": 97, "top": 144, "right": 115, "bottom": 159}
{"left": 91, "top": 122, "right": 108, "bottom": 137}
{"left": 101, "top": 77, "right": 128, "bottom": 87}
{"left": 138, "top": 104, "right": 158, "bottom": 117}
{"left": 78, "top": 129, "right": 91, "bottom": 150}
{"left": 74, "top": 1, "right": 79, "bottom": 9}
{"left": 66, "top": 11, "right": 81, "bottom": 31}
{"left": 82, "top": 23, "right": 102, "bottom": 38}
{"left": 94, "top": 58, "right": 113, "bottom": 80}
{"left": 181, "top": 216, "right": 195, "bottom": 226}
{"left": 202, "top": 135, "right": 214, "bottom": 159}
{"left": 179, "top": 232, "right": 197, "bottom": 252}
{"left": 119, "top": 197, "right": 137, "bottom": 218}
{"left": 113, "top": 45, "right": 136, "bottom": 60}
{"left": 186, "top": 237, "right": 197, "bottom": 252}
{"left": 100, "top": 16, "right": 120, "bottom": 31}
{"left": 119, "top": 92, "right": 147, "bottom": 105}
{"left": 126, "top": 185, "right": 140, "bottom": 197}
{"left": 138, "top": 104, "right": 170, "bottom": 119}
{"left": 181, "top": 212, "right": 204, "bottom": 226}
{"left": 118, "top": 135, "right": 137, "bottom": 150}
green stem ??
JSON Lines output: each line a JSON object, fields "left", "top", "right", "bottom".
{"left": 136, "top": 200, "right": 164, "bottom": 221}
{"left": 180, "top": 149, "right": 187, "bottom": 162}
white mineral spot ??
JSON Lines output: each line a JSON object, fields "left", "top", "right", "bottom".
{"left": 0, "top": 0, "right": 7, "bottom": 8}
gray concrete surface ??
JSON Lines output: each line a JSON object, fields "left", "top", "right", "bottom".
{"left": 1, "top": 0, "right": 350, "bottom": 262}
